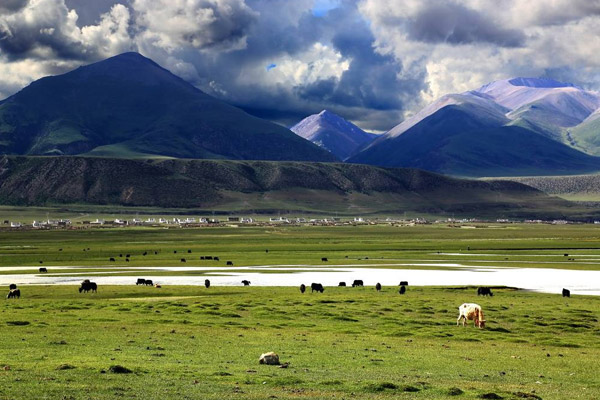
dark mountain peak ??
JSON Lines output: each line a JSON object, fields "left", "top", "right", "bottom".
{"left": 0, "top": 53, "right": 336, "bottom": 162}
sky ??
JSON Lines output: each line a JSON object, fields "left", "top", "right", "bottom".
{"left": 1, "top": 0, "right": 599, "bottom": 132}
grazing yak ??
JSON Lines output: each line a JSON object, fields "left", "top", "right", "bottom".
{"left": 562, "top": 288, "right": 571, "bottom": 297}
{"left": 7, "top": 289, "right": 20, "bottom": 299}
{"left": 338, "top": 282, "right": 346, "bottom": 287}
{"left": 39, "top": 267, "right": 48, "bottom": 273}
{"left": 187, "top": 250, "right": 192, "bottom": 254}
{"left": 205, "top": 279, "right": 211, "bottom": 289}
{"left": 109, "top": 258, "right": 116, "bottom": 262}
{"left": 311, "top": 283, "right": 324, "bottom": 293}
{"left": 352, "top": 280, "right": 364, "bottom": 287}
{"left": 321, "top": 257, "right": 328, "bottom": 262}
{"left": 145, "top": 280, "right": 153, "bottom": 286}
{"left": 399, "top": 281, "right": 408, "bottom": 286}
{"left": 300, "top": 284, "right": 306, "bottom": 293}
{"left": 457, "top": 303, "right": 486, "bottom": 329}
{"left": 214, "top": 257, "right": 220, "bottom": 261}
{"left": 136, "top": 278, "right": 146, "bottom": 285}
{"left": 200, "top": 256, "right": 205, "bottom": 260}
{"left": 375, "top": 283, "right": 382, "bottom": 291}
{"left": 226, "top": 261, "right": 234, "bottom": 266}
{"left": 79, "top": 280, "right": 97, "bottom": 293}
{"left": 9, "top": 284, "right": 17, "bottom": 290}
{"left": 143, "top": 252, "right": 147, "bottom": 256}
{"left": 399, "top": 285, "right": 406, "bottom": 295}
{"left": 181, "top": 258, "right": 186, "bottom": 263}
{"left": 477, "top": 287, "right": 494, "bottom": 296}
{"left": 125, "top": 258, "right": 129, "bottom": 262}
{"left": 205, "top": 256, "right": 213, "bottom": 260}
{"left": 242, "top": 280, "right": 251, "bottom": 286}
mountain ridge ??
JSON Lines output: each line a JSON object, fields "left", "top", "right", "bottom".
{"left": 0, "top": 52, "right": 337, "bottom": 162}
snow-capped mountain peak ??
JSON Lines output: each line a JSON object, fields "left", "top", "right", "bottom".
{"left": 291, "top": 110, "right": 376, "bottom": 160}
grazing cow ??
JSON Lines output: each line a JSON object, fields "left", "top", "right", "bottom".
{"left": 477, "top": 287, "right": 494, "bottom": 296}
{"left": 39, "top": 260, "right": 43, "bottom": 264}
{"left": 399, "top": 285, "right": 406, "bottom": 295}
{"left": 136, "top": 278, "right": 146, "bottom": 285}
{"left": 181, "top": 258, "right": 186, "bottom": 263}
{"left": 562, "top": 288, "right": 571, "bottom": 297}
{"left": 352, "top": 280, "right": 364, "bottom": 287}
{"left": 564, "top": 254, "right": 568, "bottom": 257}
{"left": 338, "top": 282, "right": 346, "bottom": 287}
{"left": 300, "top": 284, "right": 306, "bottom": 293}
{"left": 174, "top": 250, "right": 177, "bottom": 254}
{"left": 206, "top": 256, "right": 213, "bottom": 260}
{"left": 145, "top": 280, "right": 153, "bottom": 286}
{"left": 227, "top": 261, "right": 234, "bottom": 266}
{"left": 200, "top": 256, "right": 205, "bottom": 260}
{"left": 126, "top": 254, "right": 130, "bottom": 258}
{"left": 457, "top": 303, "right": 486, "bottom": 329}
{"left": 7, "top": 289, "right": 20, "bottom": 299}
{"left": 242, "top": 280, "right": 251, "bottom": 286}
{"left": 154, "top": 251, "right": 158, "bottom": 255}
{"left": 143, "top": 252, "right": 147, "bottom": 256}
{"left": 214, "top": 257, "right": 220, "bottom": 261}
{"left": 205, "top": 279, "right": 211, "bottom": 289}
{"left": 79, "top": 280, "right": 97, "bottom": 293}
{"left": 119, "top": 254, "right": 123, "bottom": 257}
{"left": 321, "top": 257, "right": 328, "bottom": 262}
{"left": 375, "top": 283, "right": 382, "bottom": 291}
{"left": 311, "top": 283, "right": 324, "bottom": 293}
{"left": 399, "top": 281, "right": 408, "bottom": 286}
{"left": 125, "top": 258, "right": 130, "bottom": 262}
{"left": 59, "top": 248, "right": 63, "bottom": 251}
{"left": 109, "top": 257, "right": 116, "bottom": 262}
{"left": 265, "top": 249, "right": 269, "bottom": 253}
{"left": 188, "top": 249, "right": 192, "bottom": 253}
{"left": 39, "top": 267, "right": 47, "bottom": 273}
{"left": 9, "top": 284, "right": 17, "bottom": 290}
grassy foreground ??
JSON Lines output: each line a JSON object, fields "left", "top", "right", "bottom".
{"left": 1, "top": 286, "right": 599, "bottom": 399}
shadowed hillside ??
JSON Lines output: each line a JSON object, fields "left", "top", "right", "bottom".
{"left": 0, "top": 156, "right": 578, "bottom": 217}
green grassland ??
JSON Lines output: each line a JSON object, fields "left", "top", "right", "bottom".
{"left": 2, "top": 224, "right": 600, "bottom": 273}
{"left": 1, "top": 286, "right": 599, "bottom": 399}
{"left": 1, "top": 224, "right": 600, "bottom": 399}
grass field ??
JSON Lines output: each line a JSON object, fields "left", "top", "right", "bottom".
{"left": 1, "top": 286, "right": 599, "bottom": 399}
{"left": 2, "top": 224, "right": 600, "bottom": 272}
{"left": 1, "top": 224, "right": 600, "bottom": 399}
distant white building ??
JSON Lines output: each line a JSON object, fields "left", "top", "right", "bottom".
{"left": 10, "top": 222, "right": 22, "bottom": 228}
{"left": 240, "top": 217, "right": 254, "bottom": 223}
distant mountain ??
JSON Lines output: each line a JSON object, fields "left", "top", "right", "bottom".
{"left": 290, "top": 110, "right": 377, "bottom": 160}
{"left": 0, "top": 53, "right": 336, "bottom": 162}
{"left": 349, "top": 77, "right": 600, "bottom": 177}
{"left": 0, "top": 156, "right": 578, "bottom": 218}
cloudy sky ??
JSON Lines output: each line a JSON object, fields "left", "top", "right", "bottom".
{"left": 1, "top": 0, "right": 599, "bottom": 131}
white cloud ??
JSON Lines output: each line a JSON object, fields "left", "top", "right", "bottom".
{"left": 132, "top": 0, "right": 258, "bottom": 53}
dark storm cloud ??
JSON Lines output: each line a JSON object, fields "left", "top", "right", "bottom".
{"left": 0, "top": 0, "right": 28, "bottom": 14}
{"left": 292, "top": 4, "right": 425, "bottom": 129}
{"left": 407, "top": 3, "right": 525, "bottom": 47}
{"left": 65, "top": 0, "right": 127, "bottom": 26}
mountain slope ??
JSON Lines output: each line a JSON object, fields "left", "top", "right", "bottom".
{"left": 349, "top": 77, "right": 600, "bottom": 176}
{"left": 0, "top": 156, "right": 575, "bottom": 218}
{"left": 348, "top": 105, "right": 600, "bottom": 177}
{"left": 0, "top": 52, "right": 336, "bottom": 162}
{"left": 290, "top": 110, "right": 377, "bottom": 160}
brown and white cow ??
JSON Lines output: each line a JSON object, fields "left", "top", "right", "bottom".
{"left": 457, "top": 303, "right": 486, "bottom": 329}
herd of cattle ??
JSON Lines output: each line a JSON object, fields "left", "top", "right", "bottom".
{"left": 5, "top": 250, "right": 577, "bottom": 330}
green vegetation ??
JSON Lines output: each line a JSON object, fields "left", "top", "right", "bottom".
{"left": 1, "top": 224, "right": 599, "bottom": 399}
{"left": 1, "top": 285, "right": 598, "bottom": 399}
{"left": 2, "top": 224, "right": 600, "bottom": 274}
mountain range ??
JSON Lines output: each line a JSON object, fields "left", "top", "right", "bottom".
{"left": 290, "top": 110, "right": 376, "bottom": 160}
{"left": 0, "top": 155, "right": 578, "bottom": 218}
{"left": 0, "top": 53, "right": 335, "bottom": 162}
{"left": 1, "top": 52, "right": 600, "bottom": 179}
{"left": 347, "top": 78, "right": 600, "bottom": 176}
